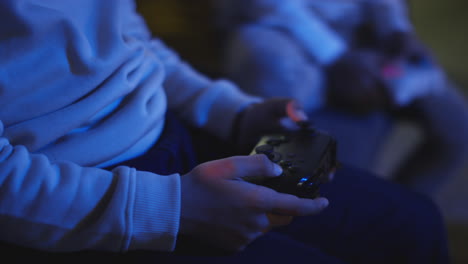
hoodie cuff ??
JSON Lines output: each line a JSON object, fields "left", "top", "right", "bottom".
{"left": 128, "top": 171, "right": 181, "bottom": 252}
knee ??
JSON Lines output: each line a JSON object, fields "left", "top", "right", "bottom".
{"left": 377, "top": 191, "right": 450, "bottom": 263}
{"left": 225, "top": 24, "right": 311, "bottom": 78}
{"left": 399, "top": 192, "right": 448, "bottom": 244}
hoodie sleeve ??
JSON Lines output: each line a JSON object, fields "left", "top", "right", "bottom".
{"left": 147, "top": 39, "right": 263, "bottom": 141}
{"left": 112, "top": 0, "right": 263, "bottom": 141}
{"left": 0, "top": 120, "right": 181, "bottom": 253}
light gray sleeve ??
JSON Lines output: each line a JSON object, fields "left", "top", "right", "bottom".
{"left": 147, "top": 39, "right": 262, "bottom": 140}
{"left": 0, "top": 120, "right": 181, "bottom": 253}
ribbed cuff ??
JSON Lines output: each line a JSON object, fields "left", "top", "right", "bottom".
{"left": 128, "top": 171, "right": 181, "bottom": 252}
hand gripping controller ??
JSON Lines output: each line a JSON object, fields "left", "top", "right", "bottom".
{"left": 246, "top": 124, "right": 339, "bottom": 199}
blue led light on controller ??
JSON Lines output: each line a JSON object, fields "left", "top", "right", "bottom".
{"left": 298, "top": 177, "right": 308, "bottom": 186}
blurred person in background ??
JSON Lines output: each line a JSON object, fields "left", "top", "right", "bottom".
{"left": 215, "top": 0, "right": 468, "bottom": 196}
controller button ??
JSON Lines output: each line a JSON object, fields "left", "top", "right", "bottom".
{"left": 305, "top": 181, "right": 317, "bottom": 190}
{"left": 269, "top": 152, "right": 282, "bottom": 163}
{"left": 279, "top": 160, "right": 293, "bottom": 167}
{"left": 266, "top": 138, "right": 284, "bottom": 146}
{"left": 298, "top": 177, "right": 308, "bottom": 186}
{"left": 287, "top": 166, "right": 300, "bottom": 173}
{"left": 255, "top": 144, "right": 274, "bottom": 155}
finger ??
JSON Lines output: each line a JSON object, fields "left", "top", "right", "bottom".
{"left": 262, "top": 97, "right": 295, "bottom": 118}
{"left": 262, "top": 99, "right": 309, "bottom": 131}
{"left": 216, "top": 155, "right": 283, "bottom": 180}
{"left": 279, "top": 117, "right": 301, "bottom": 131}
{"left": 286, "top": 100, "right": 308, "bottom": 122}
{"left": 265, "top": 191, "right": 329, "bottom": 216}
{"left": 267, "top": 213, "right": 294, "bottom": 227}
{"left": 249, "top": 98, "right": 309, "bottom": 133}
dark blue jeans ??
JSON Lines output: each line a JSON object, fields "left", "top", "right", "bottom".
{"left": 1, "top": 112, "right": 451, "bottom": 264}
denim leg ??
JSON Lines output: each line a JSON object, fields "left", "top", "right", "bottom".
{"left": 273, "top": 165, "right": 451, "bottom": 264}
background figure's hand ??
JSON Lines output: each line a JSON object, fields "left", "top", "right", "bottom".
{"left": 179, "top": 155, "right": 329, "bottom": 252}
{"left": 233, "top": 98, "right": 309, "bottom": 154}
{"left": 325, "top": 50, "right": 394, "bottom": 114}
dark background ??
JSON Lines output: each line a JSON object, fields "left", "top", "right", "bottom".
{"left": 135, "top": 1, "right": 468, "bottom": 263}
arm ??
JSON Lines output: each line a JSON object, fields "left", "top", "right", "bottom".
{"left": 147, "top": 39, "right": 262, "bottom": 141}
{"left": 0, "top": 120, "right": 181, "bottom": 252}
{"left": 116, "top": 0, "right": 262, "bottom": 141}
{"left": 0, "top": 0, "right": 324, "bottom": 254}
{"left": 0, "top": 0, "right": 181, "bottom": 253}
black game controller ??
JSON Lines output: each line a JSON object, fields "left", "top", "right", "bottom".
{"left": 246, "top": 122, "right": 339, "bottom": 199}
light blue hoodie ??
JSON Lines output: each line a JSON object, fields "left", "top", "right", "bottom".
{"left": 0, "top": 0, "right": 259, "bottom": 252}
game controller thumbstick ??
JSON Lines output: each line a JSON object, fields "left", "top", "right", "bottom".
{"left": 255, "top": 144, "right": 274, "bottom": 155}
{"left": 255, "top": 145, "right": 282, "bottom": 162}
